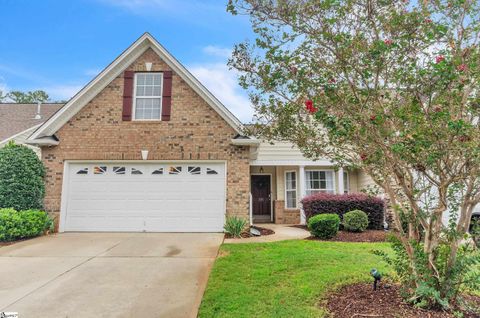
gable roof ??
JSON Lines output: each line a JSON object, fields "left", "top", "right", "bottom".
{"left": 28, "top": 32, "right": 243, "bottom": 142}
{"left": 0, "top": 103, "right": 64, "bottom": 143}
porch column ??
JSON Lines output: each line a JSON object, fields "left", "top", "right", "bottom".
{"left": 299, "top": 165, "right": 306, "bottom": 224}
{"left": 338, "top": 167, "right": 345, "bottom": 194}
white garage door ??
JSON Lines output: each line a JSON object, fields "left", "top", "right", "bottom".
{"left": 62, "top": 162, "right": 226, "bottom": 232}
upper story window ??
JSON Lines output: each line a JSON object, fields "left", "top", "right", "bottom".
{"left": 305, "top": 170, "right": 335, "bottom": 195}
{"left": 133, "top": 73, "right": 163, "bottom": 120}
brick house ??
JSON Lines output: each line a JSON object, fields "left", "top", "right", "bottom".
{"left": 27, "top": 33, "right": 379, "bottom": 232}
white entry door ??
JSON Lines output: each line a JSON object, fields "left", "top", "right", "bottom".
{"left": 62, "top": 162, "right": 226, "bottom": 232}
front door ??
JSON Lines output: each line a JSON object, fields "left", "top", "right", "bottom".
{"left": 251, "top": 175, "right": 271, "bottom": 219}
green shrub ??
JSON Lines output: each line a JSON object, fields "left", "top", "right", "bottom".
{"left": 307, "top": 213, "right": 340, "bottom": 239}
{"left": 224, "top": 216, "right": 247, "bottom": 238}
{"left": 343, "top": 210, "right": 369, "bottom": 232}
{"left": 0, "top": 208, "right": 52, "bottom": 241}
{"left": 0, "top": 142, "right": 46, "bottom": 210}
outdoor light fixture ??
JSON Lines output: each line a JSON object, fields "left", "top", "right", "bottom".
{"left": 370, "top": 268, "right": 382, "bottom": 290}
{"left": 259, "top": 166, "right": 264, "bottom": 173}
{"left": 141, "top": 150, "right": 149, "bottom": 160}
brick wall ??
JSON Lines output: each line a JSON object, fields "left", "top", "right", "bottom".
{"left": 274, "top": 200, "right": 300, "bottom": 224}
{"left": 41, "top": 48, "right": 250, "bottom": 227}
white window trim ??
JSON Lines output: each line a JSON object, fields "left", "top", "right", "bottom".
{"left": 132, "top": 72, "right": 164, "bottom": 121}
{"left": 343, "top": 171, "right": 350, "bottom": 193}
{"left": 304, "top": 169, "right": 336, "bottom": 195}
{"left": 284, "top": 170, "right": 298, "bottom": 209}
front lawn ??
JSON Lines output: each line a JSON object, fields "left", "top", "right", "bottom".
{"left": 199, "top": 240, "right": 390, "bottom": 318}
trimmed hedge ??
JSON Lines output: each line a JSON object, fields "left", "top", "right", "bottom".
{"left": 307, "top": 213, "right": 340, "bottom": 239}
{"left": 301, "top": 193, "right": 385, "bottom": 230}
{"left": 343, "top": 210, "right": 369, "bottom": 232}
{"left": 0, "top": 142, "right": 46, "bottom": 210}
{"left": 0, "top": 208, "right": 53, "bottom": 241}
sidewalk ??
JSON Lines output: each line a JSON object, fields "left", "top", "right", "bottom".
{"left": 224, "top": 224, "right": 310, "bottom": 244}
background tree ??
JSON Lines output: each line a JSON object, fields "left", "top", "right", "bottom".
{"left": 7, "top": 90, "right": 49, "bottom": 103}
{"left": 0, "top": 142, "right": 45, "bottom": 211}
{"left": 0, "top": 90, "right": 7, "bottom": 102}
{"left": 228, "top": 0, "right": 480, "bottom": 309}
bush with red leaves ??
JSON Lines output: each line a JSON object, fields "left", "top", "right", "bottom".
{"left": 301, "top": 193, "right": 385, "bottom": 230}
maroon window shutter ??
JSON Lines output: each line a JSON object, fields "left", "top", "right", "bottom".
{"left": 122, "top": 71, "right": 134, "bottom": 121}
{"left": 162, "top": 71, "right": 173, "bottom": 121}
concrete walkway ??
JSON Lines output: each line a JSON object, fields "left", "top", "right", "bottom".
{"left": 224, "top": 224, "right": 310, "bottom": 244}
{"left": 0, "top": 232, "right": 223, "bottom": 318}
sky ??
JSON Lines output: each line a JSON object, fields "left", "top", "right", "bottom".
{"left": 0, "top": 0, "right": 256, "bottom": 122}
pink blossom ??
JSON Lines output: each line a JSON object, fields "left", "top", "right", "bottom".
{"left": 384, "top": 39, "right": 393, "bottom": 46}
{"left": 436, "top": 55, "right": 445, "bottom": 63}
{"left": 457, "top": 64, "right": 467, "bottom": 72}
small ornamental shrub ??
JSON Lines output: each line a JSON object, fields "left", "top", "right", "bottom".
{"left": 224, "top": 216, "right": 247, "bottom": 238}
{"left": 0, "top": 142, "right": 46, "bottom": 210}
{"left": 307, "top": 213, "right": 340, "bottom": 239}
{"left": 0, "top": 208, "right": 52, "bottom": 241}
{"left": 343, "top": 210, "right": 369, "bottom": 232}
{"left": 301, "top": 193, "right": 384, "bottom": 230}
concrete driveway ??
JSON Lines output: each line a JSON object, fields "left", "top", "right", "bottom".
{"left": 0, "top": 232, "right": 223, "bottom": 318}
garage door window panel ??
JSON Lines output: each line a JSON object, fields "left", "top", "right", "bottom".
{"left": 168, "top": 166, "right": 182, "bottom": 175}
{"left": 113, "top": 166, "right": 126, "bottom": 175}
{"left": 131, "top": 168, "right": 143, "bottom": 175}
{"left": 206, "top": 168, "right": 218, "bottom": 175}
{"left": 94, "top": 166, "right": 107, "bottom": 175}
{"left": 76, "top": 168, "right": 89, "bottom": 175}
{"left": 152, "top": 168, "right": 164, "bottom": 175}
{"left": 188, "top": 166, "right": 201, "bottom": 175}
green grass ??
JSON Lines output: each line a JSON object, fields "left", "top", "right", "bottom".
{"left": 199, "top": 240, "right": 391, "bottom": 318}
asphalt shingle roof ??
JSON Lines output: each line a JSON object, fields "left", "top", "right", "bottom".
{"left": 0, "top": 103, "right": 64, "bottom": 141}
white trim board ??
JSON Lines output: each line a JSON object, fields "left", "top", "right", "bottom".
{"left": 250, "top": 160, "right": 334, "bottom": 166}
{"left": 284, "top": 170, "right": 298, "bottom": 209}
{"left": 29, "top": 33, "right": 243, "bottom": 142}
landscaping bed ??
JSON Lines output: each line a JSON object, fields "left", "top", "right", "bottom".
{"left": 292, "top": 225, "right": 387, "bottom": 242}
{"left": 309, "top": 230, "right": 387, "bottom": 243}
{"left": 325, "top": 283, "right": 480, "bottom": 318}
{"left": 224, "top": 225, "right": 275, "bottom": 239}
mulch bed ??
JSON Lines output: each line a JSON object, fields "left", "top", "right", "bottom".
{"left": 318, "top": 230, "right": 387, "bottom": 243}
{"left": 292, "top": 225, "right": 388, "bottom": 242}
{"left": 325, "top": 283, "right": 480, "bottom": 318}
{"left": 338, "top": 230, "right": 387, "bottom": 243}
{"left": 224, "top": 226, "right": 275, "bottom": 239}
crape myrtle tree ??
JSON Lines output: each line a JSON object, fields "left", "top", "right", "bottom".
{"left": 227, "top": 0, "right": 480, "bottom": 309}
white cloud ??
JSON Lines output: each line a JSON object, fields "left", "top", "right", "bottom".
{"left": 43, "top": 84, "right": 83, "bottom": 101}
{"left": 189, "top": 62, "right": 253, "bottom": 123}
{"left": 84, "top": 68, "right": 102, "bottom": 77}
{"left": 202, "top": 45, "right": 232, "bottom": 59}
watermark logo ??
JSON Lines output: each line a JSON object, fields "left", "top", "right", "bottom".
{"left": 0, "top": 313, "right": 18, "bottom": 318}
